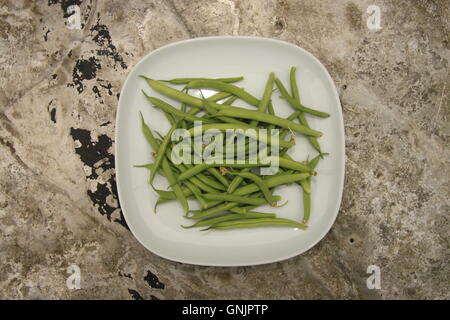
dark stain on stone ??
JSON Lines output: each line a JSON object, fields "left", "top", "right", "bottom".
{"left": 97, "top": 79, "right": 114, "bottom": 95}
{"left": 119, "top": 271, "right": 133, "bottom": 279}
{"left": 69, "top": 57, "right": 101, "bottom": 93}
{"left": 50, "top": 108, "right": 56, "bottom": 123}
{"left": 128, "top": 289, "right": 143, "bottom": 300}
{"left": 43, "top": 28, "right": 50, "bottom": 41}
{"left": 70, "top": 127, "right": 127, "bottom": 228}
{"left": 274, "top": 16, "right": 285, "bottom": 30}
{"left": 47, "top": 100, "right": 56, "bottom": 123}
{"left": 144, "top": 270, "right": 165, "bottom": 289}
{"left": 92, "top": 85, "right": 102, "bottom": 101}
{"left": 90, "top": 15, "right": 127, "bottom": 70}
{"left": 345, "top": 2, "right": 362, "bottom": 30}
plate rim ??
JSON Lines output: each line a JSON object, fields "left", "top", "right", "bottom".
{"left": 115, "top": 36, "right": 346, "bottom": 266}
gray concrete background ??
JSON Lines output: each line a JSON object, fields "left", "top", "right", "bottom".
{"left": 0, "top": 0, "right": 448, "bottom": 299}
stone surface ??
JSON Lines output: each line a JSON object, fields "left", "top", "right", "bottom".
{"left": 0, "top": 0, "right": 448, "bottom": 300}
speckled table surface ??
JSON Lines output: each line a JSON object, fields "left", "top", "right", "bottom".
{"left": 0, "top": 0, "right": 448, "bottom": 300}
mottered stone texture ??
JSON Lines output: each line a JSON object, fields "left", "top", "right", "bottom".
{"left": 0, "top": 0, "right": 448, "bottom": 299}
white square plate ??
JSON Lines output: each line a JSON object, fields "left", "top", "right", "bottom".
{"left": 115, "top": 37, "right": 345, "bottom": 266}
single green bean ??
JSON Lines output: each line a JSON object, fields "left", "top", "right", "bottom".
{"left": 162, "top": 158, "right": 189, "bottom": 213}
{"left": 143, "top": 93, "right": 215, "bottom": 123}
{"left": 202, "top": 193, "right": 281, "bottom": 206}
{"left": 203, "top": 217, "right": 308, "bottom": 231}
{"left": 139, "top": 112, "right": 160, "bottom": 151}
{"left": 182, "top": 212, "right": 277, "bottom": 229}
{"left": 159, "top": 76, "right": 244, "bottom": 85}
{"left": 187, "top": 192, "right": 265, "bottom": 219}
{"left": 187, "top": 202, "right": 239, "bottom": 220}
{"left": 250, "top": 72, "right": 274, "bottom": 126}
{"left": 222, "top": 95, "right": 238, "bottom": 105}
{"left": 302, "top": 188, "right": 311, "bottom": 224}
{"left": 214, "top": 106, "right": 323, "bottom": 137}
{"left": 289, "top": 67, "right": 322, "bottom": 153}
{"left": 203, "top": 91, "right": 233, "bottom": 102}
{"left": 141, "top": 76, "right": 204, "bottom": 108}
{"left": 274, "top": 77, "right": 330, "bottom": 118}
{"left": 202, "top": 99, "right": 249, "bottom": 125}
{"left": 149, "top": 122, "right": 178, "bottom": 185}
{"left": 301, "top": 153, "right": 328, "bottom": 223}
{"left": 186, "top": 80, "right": 260, "bottom": 106}
{"left": 180, "top": 87, "right": 188, "bottom": 129}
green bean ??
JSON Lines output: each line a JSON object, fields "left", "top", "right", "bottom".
{"left": 309, "top": 153, "right": 328, "bottom": 169}
{"left": 227, "top": 175, "right": 246, "bottom": 194}
{"left": 159, "top": 76, "right": 244, "bottom": 85}
{"left": 149, "top": 122, "right": 178, "bottom": 185}
{"left": 203, "top": 217, "right": 308, "bottom": 231}
{"left": 222, "top": 95, "right": 238, "bottom": 105}
{"left": 202, "top": 99, "right": 249, "bottom": 125}
{"left": 290, "top": 67, "right": 301, "bottom": 103}
{"left": 187, "top": 202, "right": 239, "bottom": 220}
{"left": 161, "top": 158, "right": 189, "bottom": 213}
{"left": 250, "top": 72, "right": 274, "bottom": 126}
{"left": 203, "top": 91, "right": 233, "bottom": 102}
{"left": 202, "top": 193, "right": 281, "bottom": 206}
{"left": 289, "top": 67, "right": 322, "bottom": 153}
{"left": 227, "top": 171, "right": 276, "bottom": 206}
{"left": 206, "top": 167, "right": 230, "bottom": 187}
{"left": 276, "top": 156, "right": 316, "bottom": 174}
{"left": 267, "top": 101, "right": 276, "bottom": 131}
{"left": 184, "top": 180, "right": 208, "bottom": 209}
{"left": 141, "top": 76, "right": 204, "bottom": 108}
{"left": 228, "top": 205, "right": 259, "bottom": 214}
{"left": 274, "top": 77, "right": 330, "bottom": 118}
{"left": 139, "top": 111, "right": 160, "bottom": 151}
{"left": 233, "top": 173, "right": 310, "bottom": 196}
{"left": 186, "top": 80, "right": 260, "bottom": 107}
{"left": 184, "top": 123, "right": 294, "bottom": 149}
{"left": 214, "top": 106, "right": 323, "bottom": 137}
{"left": 182, "top": 212, "right": 277, "bottom": 229}
{"left": 187, "top": 192, "right": 265, "bottom": 219}
{"left": 302, "top": 153, "right": 328, "bottom": 223}
{"left": 180, "top": 87, "right": 188, "bottom": 129}
{"left": 302, "top": 188, "right": 311, "bottom": 224}
{"left": 143, "top": 93, "right": 215, "bottom": 124}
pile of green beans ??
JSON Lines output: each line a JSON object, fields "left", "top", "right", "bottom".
{"left": 137, "top": 68, "right": 329, "bottom": 231}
